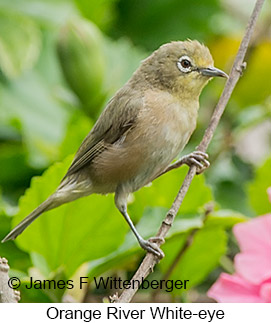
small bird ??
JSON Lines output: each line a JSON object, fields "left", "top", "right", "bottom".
{"left": 2, "top": 40, "right": 227, "bottom": 258}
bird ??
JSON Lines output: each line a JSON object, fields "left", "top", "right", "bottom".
{"left": 2, "top": 40, "right": 227, "bottom": 258}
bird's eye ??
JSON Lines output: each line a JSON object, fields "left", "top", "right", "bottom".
{"left": 181, "top": 59, "right": 191, "bottom": 68}
{"left": 177, "top": 56, "right": 192, "bottom": 73}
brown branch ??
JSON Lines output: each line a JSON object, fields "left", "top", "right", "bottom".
{"left": 0, "top": 257, "right": 20, "bottom": 303}
{"left": 113, "top": 0, "right": 265, "bottom": 303}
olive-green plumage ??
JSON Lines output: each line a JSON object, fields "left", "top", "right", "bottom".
{"left": 2, "top": 40, "right": 227, "bottom": 257}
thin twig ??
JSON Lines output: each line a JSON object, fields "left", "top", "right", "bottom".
{"left": 113, "top": 0, "right": 265, "bottom": 303}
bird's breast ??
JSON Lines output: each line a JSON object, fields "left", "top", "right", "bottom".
{"left": 122, "top": 89, "right": 199, "bottom": 188}
{"left": 142, "top": 89, "right": 198, "bottom": 156}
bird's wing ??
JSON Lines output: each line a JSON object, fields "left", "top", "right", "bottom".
{"left": 63, "top": 89, "right": 143, "bottom": 178}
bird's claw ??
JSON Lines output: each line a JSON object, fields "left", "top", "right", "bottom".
{"left": 139, "top": 238, "right": 165, "bottom": 259}
{"left": 182, "top": 151, "right": 210, "bottom": 174}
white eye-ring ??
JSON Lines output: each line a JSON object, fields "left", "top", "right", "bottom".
{"left": 177, "top": 55, "right": 192, "bottom": 73}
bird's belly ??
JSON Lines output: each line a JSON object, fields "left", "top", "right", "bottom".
{"left": 88, "top": 115, "right": 193, "bottom": 194}
{"left": 88, "top": 140, "right": 179, "bottom": 194}
{"left": 123, "top": 124, "right": 190, "bottom": 192}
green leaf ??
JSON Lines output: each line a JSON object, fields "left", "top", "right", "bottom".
{"left": 20, "top": 267, "right": 68, "bottom": 302}
{"left": 88, "top": 207, "right": 203, "bottom": 278}
{"left": 161, "top": 227, "right": 228, "bottom": 291}
{"left": 87, "top": 166, "right": 213, "bottom": 278}
{"left": 11, "top": 155, "right": 127, "bottom": 278}
{"left": 0, "top": 11, "right": 41, "bottom": 78}
{"left": 19, "top": 281, "right": 52, "bottom": 303}
{"left": 247, "top": 157, "right": 271, "bottom": 215}
{"left": 0, "top": 71, "right": 70, "bottom": 167}
{"left": 157, "top": 209, "right": 243, "bottom": 292}
{"left": 205, "top": 209, "right": 247, "bottom": 228}
{"left": 130, "top": 166, "right": 213, "bottom": 221}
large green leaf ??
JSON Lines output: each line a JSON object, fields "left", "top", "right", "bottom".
{"left": 205, "top": 209, "right": 247, "bottom": 228}
{"left": 87, "top": 166, "right": 213, "bottom": 277}
{"left": 87, "top": 206, "right": 245, "bottom": 287}
{"left": 87, "top": 207, "right": 203, "bottom": 278}
{"left": 154, "top": 209, "right": 245, "bottom": 294}
{"left": 0, "top": 11, "right": 41, "bottom": 78}
{"left": 19, "top": 281, "right": 53, "bottom": 303}
{"left": 247, "top": 157, "right": 271, "bottom": 215}
{"left": 10, "top": 155, "right": 127, "bottom": 278}
{"left": 0, "top": 71, "right": 70, "bottom": 167}
{"left": 130, "top": 166, "right": 213, "bottom": 221}
{"left": 161, "top": 227, "right": 227, "bottom": 291}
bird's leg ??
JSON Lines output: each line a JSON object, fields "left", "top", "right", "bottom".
{"left": 115, "top": 188, "right": 164, "bottom": 259}
{"left": 155, "top": 151, "right": 210, "bottom": 179}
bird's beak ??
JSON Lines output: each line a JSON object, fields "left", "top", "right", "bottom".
{"left": 199, "top": 67, "right": 228, "bottom": 78}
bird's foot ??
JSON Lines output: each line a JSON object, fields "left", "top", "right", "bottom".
{"left": 139, "top": 237, "right": 165, "bottom": 259}
{"left": 181, "top": 151, "right": 210, "bottom": 174}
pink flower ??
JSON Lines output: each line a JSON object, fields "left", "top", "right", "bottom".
{"left": 208, "top": 188, "right": 271, "bottom": 303}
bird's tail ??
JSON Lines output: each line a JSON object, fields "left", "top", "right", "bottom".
{"left": 2, "top": 176, "right": 93, "bottom": 243}
{"left": 1, "top": 196, "right": 58, "bottom": 243}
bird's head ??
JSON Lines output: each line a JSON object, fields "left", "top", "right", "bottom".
{"left": 138, "top": 40, "right": 228, "bottom": 99}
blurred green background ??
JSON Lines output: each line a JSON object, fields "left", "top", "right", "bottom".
{"left": 0, "top": 0, "right": 270, "bottom": 303}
